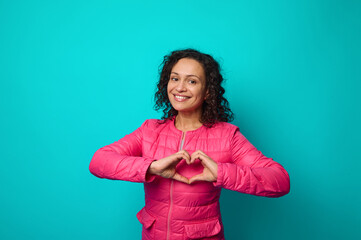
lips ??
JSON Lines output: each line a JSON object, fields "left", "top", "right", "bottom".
{"left": 174, "top": 94, "right": 190, "bottom": 102}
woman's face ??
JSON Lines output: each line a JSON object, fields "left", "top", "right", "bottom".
{"left": 167, "top": 58, "right": 207, "bottom": 115}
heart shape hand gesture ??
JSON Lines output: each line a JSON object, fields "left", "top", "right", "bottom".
{"left": 147, "top": 150, "right": 191, "bottom": 184}
{"left": 188, "top": 150, "right": 218, "bottom": 184}
{"left": 147, "top": 150, "right": 218, "bottom": 184}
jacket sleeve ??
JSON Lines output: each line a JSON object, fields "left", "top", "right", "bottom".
{"left": 89, "top": 120, "right": 156, "bottom": 183}
{"left": 213, "top": 128, "right": 290, "bottom": 197}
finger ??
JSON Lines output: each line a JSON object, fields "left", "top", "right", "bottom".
{"left": 179, "top": 150, "right": 191, "bottom": 164}
{"left": 191, "top": 151, "right": 205, "bottom": 164}
{"left": 196, "top": 153, "right": 208, "bottom": 167}
{"left": 196, "top": 150, "right": 206, "bottom": 155}
{"left": 172, "top": 172, "right": 189, "bottom": 184}
{"left": 178, "top": 149, "right": 190, "bottom": 155}
{"left": 195, "top": 150, "right": 209, "bottom": 160}
{"left": 175, "top": 152, "right": 190, "bottom": 165}
{"left": 190, "top": 151, "right": 199, "bottom": 164}
{"left": 172, "top": 152, "right": 186, "bottom": 162}
{"left": 197, "top": 155, "right": 218, "bottom": 178}
{"left": 189, "top": 173, "right": 205, "bottom": 184}
{"left": 194, "top": 152, "right": 214, "bottom": 167}
{"left": 183, "top": 151, "right": 191, "bottom": 164}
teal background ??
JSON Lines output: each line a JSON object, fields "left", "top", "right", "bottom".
{"left": 1, "top": 0, "right": 360, "bottom": 239}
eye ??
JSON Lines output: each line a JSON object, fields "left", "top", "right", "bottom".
{"left": 170, "top": 77, "right": 178, "bottom": 81}
{"left": 188, "top": 80, "right": 196, "bottom": 84}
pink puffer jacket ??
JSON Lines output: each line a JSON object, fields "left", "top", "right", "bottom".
{"left": 89, "top": 117, "right": 290, "bottom": 240}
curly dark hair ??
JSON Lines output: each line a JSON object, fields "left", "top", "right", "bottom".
{"left": 154, "top": 48, "right": 234, "bottom": 127}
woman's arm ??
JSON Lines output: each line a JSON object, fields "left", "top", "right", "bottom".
{"left": 213, "top": 129, "right": 290, "bottom": 198}
{"left": 89, "top": 120, "right": 156, "bottom": 183}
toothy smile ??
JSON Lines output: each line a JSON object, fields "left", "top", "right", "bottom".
{"left": 174, "top": 94, "right": 190, "bottom": 102}
{"left": 176, "top": 96, "right": 188, "bottom": 99}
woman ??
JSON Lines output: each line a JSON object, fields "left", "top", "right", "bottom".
{"left": 89, "top": 49, "right": 290, "bottom": 240}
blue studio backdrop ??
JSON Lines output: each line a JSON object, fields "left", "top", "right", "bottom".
{"left": 1, "top": 0, "right": 360, "bottom": 239}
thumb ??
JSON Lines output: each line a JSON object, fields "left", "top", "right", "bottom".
{"left": 172, "top": 172, "right": 189, "bottom": 185}
{"left": 189, "top": 173, "right": 205, "bottom": 184}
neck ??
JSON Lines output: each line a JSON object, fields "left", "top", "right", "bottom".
{"left": 175, "top": 111, "right": 203, "bottom": 132}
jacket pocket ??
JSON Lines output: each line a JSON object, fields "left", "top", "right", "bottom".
{"left": 184, "top": 218, "right": 222, "bottom": 239}
{"left": 136, "top": 207, "right": 156, "bottom": 239}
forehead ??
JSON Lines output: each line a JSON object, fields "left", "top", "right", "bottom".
{"left": 171, "top": 58, "right": 205, "bottom": 78}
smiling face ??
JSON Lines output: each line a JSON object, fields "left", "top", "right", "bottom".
{"left": 167, "top": 58, "right": 208, "bottom": 116}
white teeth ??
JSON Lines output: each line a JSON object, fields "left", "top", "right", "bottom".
{"left": 175, "top": 95, "right": 188, "bottom": 100}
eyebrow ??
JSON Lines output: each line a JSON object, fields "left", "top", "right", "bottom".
{"left": 171, "top": 72, "right": 200, "bottom": 80}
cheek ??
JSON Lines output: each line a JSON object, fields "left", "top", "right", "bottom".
{"left": 167, "top": 87, "right": 171, "bottom": 97}
{"left": 167, "top": 81, "right": 172, "bottom": 91}
{"left": 167, "top": 83, "right": 173, "bottom": 98}
{"left": 194, "top": 87, "right": 206, "bottom": 98}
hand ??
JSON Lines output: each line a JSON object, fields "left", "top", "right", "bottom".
{"left": 148, "top": 150, "right": 190, "bottom": 184}
{"left": 188, "top": 150, "right": 218, "bottom": 184}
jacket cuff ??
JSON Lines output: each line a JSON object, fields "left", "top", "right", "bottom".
{"left": 212, "top": 162, "right": 224, "bottom": 187}
{"left": 141, "top": 158, "right": 156, "bottom": 183}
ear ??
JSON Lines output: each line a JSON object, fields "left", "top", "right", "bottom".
{"left": 204, "top": 89, "right": 210, "bottom": 100}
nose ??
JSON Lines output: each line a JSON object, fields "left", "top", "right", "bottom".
{"left": 175, "top": 79, "right": 186, "bottom": 92}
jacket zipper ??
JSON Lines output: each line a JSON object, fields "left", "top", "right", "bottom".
{"left": 166, "top": 131, "right": 186, "bottom": 240}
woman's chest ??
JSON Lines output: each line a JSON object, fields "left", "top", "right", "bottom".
{"left": 142, "top": 131, "right": 232, "bottom": 164}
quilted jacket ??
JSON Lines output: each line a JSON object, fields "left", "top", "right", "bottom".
{"left": 89, "top": 117, "right": 290, "bottom": 240}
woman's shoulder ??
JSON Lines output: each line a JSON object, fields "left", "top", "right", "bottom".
{"left": 140, "top": 118, "right": 171, "bottom": 130}
{"left": 140, "top": 118, "right": 159, "bottom": 127}
{"left": 211, "top": 121, "right": 239, "bottom": 131}
{"left": 204, "top": 121, "right": 240, "bottom": 138}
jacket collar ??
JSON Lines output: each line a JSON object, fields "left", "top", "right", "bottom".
{"left": 167, "top": 116, "right": 206, "bottom": 135}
